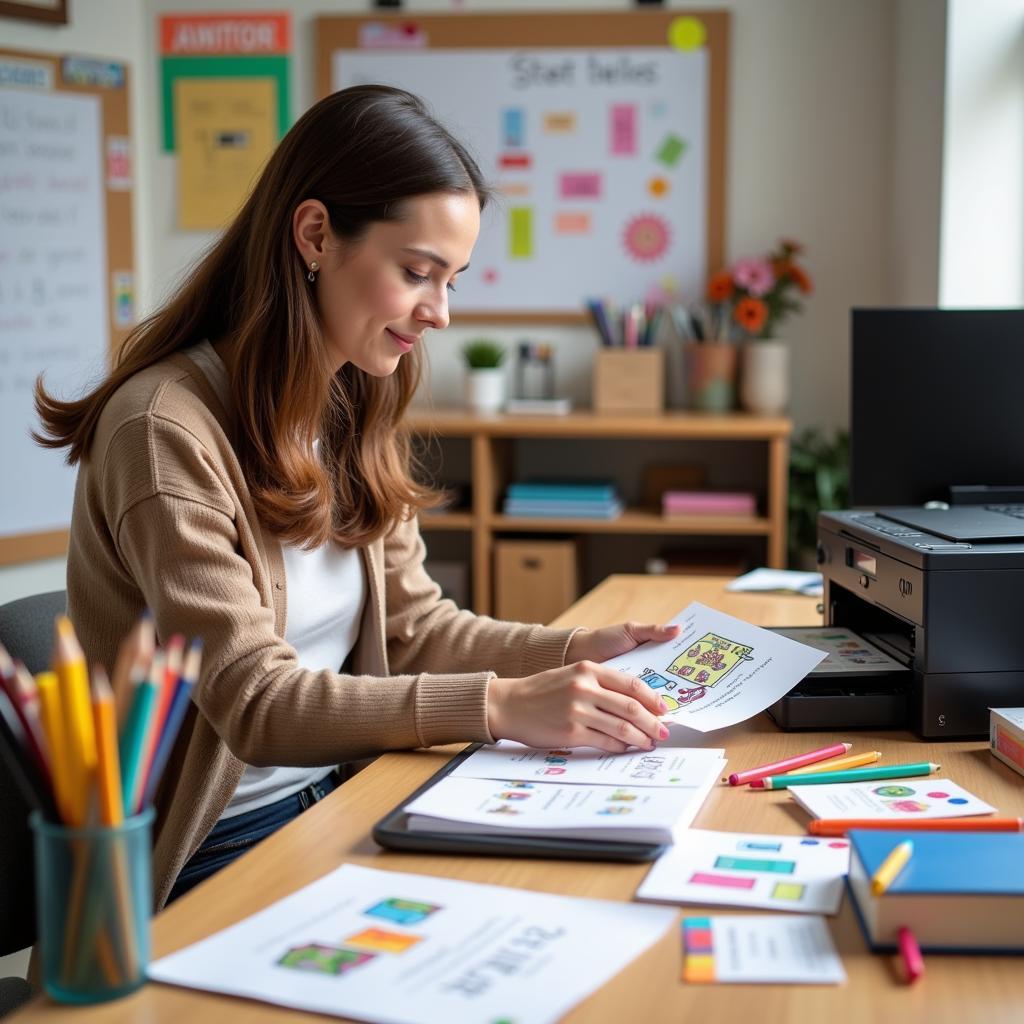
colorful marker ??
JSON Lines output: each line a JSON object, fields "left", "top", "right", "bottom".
{"left": 751, "top": 762, "right": 939, "bottom": 790}
{"left": 726, "top": 741, "right": 852, "bottom": 786}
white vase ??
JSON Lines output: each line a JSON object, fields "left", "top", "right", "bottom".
{"left": 464, "top": 367, "right": 506, "bottom": 413}
{"left": 740, "top": 341, "right": 789, "bottom": 415}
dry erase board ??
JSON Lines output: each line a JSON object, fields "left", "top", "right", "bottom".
{"left": 316, "top": 11, "right": 728, "bottom": 323}
{"left": 0, "top": 49, "right": 135, "bottom": 565}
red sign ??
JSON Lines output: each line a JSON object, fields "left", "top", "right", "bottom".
{"left": 160, "top": 13, "right": 291, "bottom": 55}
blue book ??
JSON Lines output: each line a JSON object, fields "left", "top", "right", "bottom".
{"left": 847, "top": 830, "right": 1024, "bottom": 953}
{"left": 506, "top": 481, "right": 618, "bottom": 502}
{"left": 503, "top": 500, "right": 623, "bottom": 519}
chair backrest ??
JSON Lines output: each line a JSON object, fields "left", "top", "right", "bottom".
{"left": 0, "top": 589, "right": 66, "bottom": 957}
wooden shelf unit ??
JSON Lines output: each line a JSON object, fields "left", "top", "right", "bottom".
{"left": 406, "top": 409, "right": 792, "bottom": 615}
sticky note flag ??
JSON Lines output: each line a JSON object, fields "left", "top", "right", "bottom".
{"left": 554, "top": 212, "right": 591, "bottom": 235}
{"left": 503, "top": 108, "right": 525, "bottom": 148}
{"left": 544, "top": 112, "right": 576, "bottom": 134}
{"left": 509, "top": 207, "right": 533, "bottom": 259}
{"left": 559, "top": 173, "right": 602, "bottom": 199}
{"left": 610, "top": 104, "right": 637, "bottom": 155}
{"left": 656, "top": 134, "right": 687, "bottom": 168}
{"left": 668, "top": 16, "right": 707, "bottom": 51}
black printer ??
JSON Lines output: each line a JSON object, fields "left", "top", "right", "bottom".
{"left": 815, "top": 508, "right": 1024, "bottom": 738}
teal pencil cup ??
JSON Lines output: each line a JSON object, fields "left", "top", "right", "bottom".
{"left": 30, "top": 808, "right": 154, "bottom": 1004}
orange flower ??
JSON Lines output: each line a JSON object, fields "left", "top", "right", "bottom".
{"left": 733, "top": 297, "right": 768, "bottom": 334}
{"left": 707, "top": 271, "right": 734, "bottom": 302}
{"left": 787, "top": 264, "right": 813, "bottom": 294}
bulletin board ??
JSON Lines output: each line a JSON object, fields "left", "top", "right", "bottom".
{"left": 316, "top": 11, "right": 728, "bottom": 323}
{"left": 0, "top": 49, "right": 135, "bottom": 565}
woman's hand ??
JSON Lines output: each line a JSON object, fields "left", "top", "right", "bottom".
{"left": 487, "top": 661, "right": 670, "bottom": 753}
{"left": 564, "top": 621, "right": 680, "bottom": 665}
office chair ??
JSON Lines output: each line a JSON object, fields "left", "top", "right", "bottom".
{"left": 0, "top": 590, "right": 66, "bottom": 1017}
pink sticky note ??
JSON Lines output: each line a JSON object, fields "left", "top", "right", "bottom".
{"left": 610, "top": 103, "right": 637, "bottom": 155}
{"left": 690, "top": 872, "right": 756, "bottom": 890}
{"left": 554, "top": 211, "right": 591, "bottom": 234}
{"left": 559, "top": 173, "right": 602, "bottom": 198}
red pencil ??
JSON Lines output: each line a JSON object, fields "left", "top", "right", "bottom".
{"left": 727, "top": 741, "right": 852, "bottom": 786}
{"left": 809, "top": 817, "right": 1024, "bottom": 836}
{"left": 898, "top": 926, "right": 925, "bottom": 984}
{"left": 0, "top": 644, "right": 51, "bottom": 784}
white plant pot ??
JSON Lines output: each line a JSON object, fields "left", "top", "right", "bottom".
{"left": 740, "top": 340, "right": 790, "bottom": 415}
{"left": 464, "top": 367, "right": 506, "bottom": 413}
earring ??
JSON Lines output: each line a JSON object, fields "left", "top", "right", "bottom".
{"left": 307, "top": 260, "right": 319, "bottom": 283}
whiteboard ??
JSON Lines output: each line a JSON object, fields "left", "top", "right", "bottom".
{"left": 332, "top": 48, "right": 708, "bottom": 315}
{"left": 0, "top": 87, "right": 108, "bottom": 536}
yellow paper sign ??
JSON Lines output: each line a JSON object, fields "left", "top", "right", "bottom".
{"left": 175, "top": 77, "right": 277, "bottom": 231}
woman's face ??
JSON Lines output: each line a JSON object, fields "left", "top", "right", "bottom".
{"left": 315, "top": 192, "right": 481, "bottom": 375}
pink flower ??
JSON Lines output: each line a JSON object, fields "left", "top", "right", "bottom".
{"left": 732, "top": 258, "right": 775, "bottom": 297}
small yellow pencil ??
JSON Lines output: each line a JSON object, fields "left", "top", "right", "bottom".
{"left": 787, "top": 750, "right": 882, "bottom": 776}
{"left": 871, "top": 839, "right": 913, "bottom": 895}
{"left": 90, "top": 666, "right": 123, "bottom": 828}
{"left": 54, "top": 616, "right": 97, "bottom": 825}
{"left": 36, "top": 671, "right": 72, "bottom": 824}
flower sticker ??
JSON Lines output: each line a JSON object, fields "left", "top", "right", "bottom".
{"left": 622, "top": 214, "right": 671, "bottom": 262}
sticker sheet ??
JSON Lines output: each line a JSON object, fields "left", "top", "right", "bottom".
{"left": 788, "top": 778, "right": 996, "bottom": 821}
{"left": 636, "top": 829, "right": 850, "bottom": 914}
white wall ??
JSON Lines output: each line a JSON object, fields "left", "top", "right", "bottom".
{"left": 939, "top": 0, "right": 1024, "bottom": 306}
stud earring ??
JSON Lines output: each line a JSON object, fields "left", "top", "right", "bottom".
{"left": 307, "top": 260, "right": 319, "bottom": 283}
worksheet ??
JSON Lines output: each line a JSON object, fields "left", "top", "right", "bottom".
{"left": 788, "top": 778, "right": 996, "bottom": 821}
{"left": 149, "top": 863, "right": 676, "bottom": 1024}
{"left": 681, "top": 914, "right": 846, "bottom": 984}
{"left": 603, "top": 602, "right": 827, "bottom": 731}
{"left": 451, "top": 739, "right": 727, "bottom": 788}
{"left": 636, "top": 829, "right": 850, "bottom": 914}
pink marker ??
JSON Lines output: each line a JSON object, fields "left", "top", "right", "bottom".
{"left": 727, "top": 742, "right": 852, "bottom": 786}
{"left": 898, "top": 926, "right": 925, "bottom": 983}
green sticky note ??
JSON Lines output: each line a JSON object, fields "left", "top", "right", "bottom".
{"left": 772, "top": 882, "right": 806, "bottom": 901}
{"left": 509, "top": 207, "right": 533, "bottom": 259}
{"left": 655, "top": 133, "right": 687, "bottom": 167}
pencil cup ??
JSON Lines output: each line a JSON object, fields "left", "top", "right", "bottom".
{"left": 31, "top": 808, "right": 153, "bottom": 1004}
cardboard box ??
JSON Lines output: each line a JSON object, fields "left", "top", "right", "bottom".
{"left": 592, "top": 348, "right": 665, "bottom": 415}
{"left": 494, "top": 539, "right": 579, "bottom": 624}
{"left": 990, "top": 708, "right": 1024, "bottom": 778}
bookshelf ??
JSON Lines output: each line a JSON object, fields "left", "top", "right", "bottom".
{"left": 407, "top": 409, "right": 792, "bottom": 615}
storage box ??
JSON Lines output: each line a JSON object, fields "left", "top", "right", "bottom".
{"left": 494, "top": 540, "right": 579, "bottom": 624}
{"left": 990, "top": 708, "right": 1024, "bottom": 778}
{"left": 592, "top": 348, "right": 664, "bottom": 415}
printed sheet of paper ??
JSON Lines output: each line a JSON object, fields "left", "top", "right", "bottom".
{"left": 602, "top": 602, "right": 826, "bottom": 732}
{"left": 149, "top": 863, "right": 676, "bottom": 1024}
{"left": 404, "top": 775, "right": 721, "bottom": 843}
{"left": 681, "top": 914, "right": 846, "bottom": 984}
{"left": 451, "top": 739, "right": 726, "bottom": 788}
{"left": 788, "top": 778, "right": 996, "bottom": 821}
{"left": 637, "top": 830, "right": 850, "bottom": 914}
{"left": 771, "top": 627, "right": 906, "bottom": 674}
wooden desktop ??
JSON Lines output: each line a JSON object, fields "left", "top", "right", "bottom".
{"left": 14, "top": 575, "right": 1024, "bottom": 1022}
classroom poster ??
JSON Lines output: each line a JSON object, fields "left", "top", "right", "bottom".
{"left": 332, "top": 47, "right": 709, "bottom": 313}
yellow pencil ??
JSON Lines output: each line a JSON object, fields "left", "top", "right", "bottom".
{"left": 871, "top": 839, "right": 914, "bottom": 895}
{"left": 36, "top": 671, "right": 72, "bottom": 824}
{"left": 90, "top": 667, "right": 123, "bottom": 828}
{"left": 54, "top": 616, "right": 96, "bottom": 825}
{"left": 786, "top": 750, "right": 882, "bottom": 776}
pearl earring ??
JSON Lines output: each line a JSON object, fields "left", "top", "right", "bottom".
{"left": 307, "top": 260, "right": 319, "bottom": 283}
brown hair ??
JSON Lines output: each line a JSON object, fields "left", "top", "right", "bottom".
{"left": 35, "top": 85, "right": 489, "bottom": 549}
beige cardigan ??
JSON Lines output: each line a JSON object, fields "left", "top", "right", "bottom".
{"left": 67, "top": 354, "right": 575, "bottom": 909}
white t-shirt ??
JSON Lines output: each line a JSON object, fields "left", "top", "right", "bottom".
{"left": 184, "top": 341, "right": 366, "bottom": 818}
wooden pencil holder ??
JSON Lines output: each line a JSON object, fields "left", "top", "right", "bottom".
{"left": 592, "top": 348, "right": 665, "bottom": 415}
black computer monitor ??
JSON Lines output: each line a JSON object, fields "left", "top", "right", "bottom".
{"left": 850, "top": 308, "right": 1024, "bottom": 507}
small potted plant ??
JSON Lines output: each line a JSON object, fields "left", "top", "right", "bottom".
{"left": 706, "top": 238, "right": 813, "bottom": 415}
{"left": 461, "top": 338, "right": 507, "bottom": 413}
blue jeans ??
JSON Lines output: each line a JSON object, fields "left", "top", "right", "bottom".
{"left": 167, "top": 769, "right": 342, "bottom": 904}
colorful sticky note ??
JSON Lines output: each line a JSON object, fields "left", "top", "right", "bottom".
{"left": 509, "top": 207, "right": 533, "bottom": 259}
{"left": 503, "top": 108, "right": 525, "bottom": 148}
{"left": 544, "top": 112, "right": 576, "bottom": 134}
{"left": 554, "top": 212, "right": 591, "bottom": 235}
{"left": 559, "top": 173, "right": 602, "bottom": 199}
{"left": 655, "top": 134, "right": 687, "bottom": 168}
{"left": 609, "top": 103, "right": 637, "bottom": 155}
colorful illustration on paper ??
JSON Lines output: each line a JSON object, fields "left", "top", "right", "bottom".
{"left": 344, "top": 928, "right": 422, "bottom": 954}
{"left": 638, "top": 668, "right": 706, "bottom": 712}
{"left": 622, "top": 214, "right": 670, "bottom": 262}
{"left": 365, "top": 897, "right": 440, "bottom": 926}
{"left": 873, "top": 785, "right": 915, "bottom": 798}
{"left": 667, "top": 634, "right": 754, "bottom": 687}
{"left": 277, "top": 943, "right": 373, "bottom": 975}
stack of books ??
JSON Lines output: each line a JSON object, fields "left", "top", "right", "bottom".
{"left": 503, "top": 480, "right": 623, "bottom": 519}
{"left": 661, "top": 490, "right": 757, "bottom": 517}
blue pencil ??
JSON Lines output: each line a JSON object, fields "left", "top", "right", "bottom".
{"left": 118, "top": 650, "right": 163, "bottom": 816}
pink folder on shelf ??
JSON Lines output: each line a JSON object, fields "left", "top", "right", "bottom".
{"left": 661, "top": 491, "right": 757, "bottom": 517}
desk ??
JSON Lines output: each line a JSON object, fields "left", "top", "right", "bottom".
{"left": 16, "top": 575, "right": 1024, "bottom": 1023}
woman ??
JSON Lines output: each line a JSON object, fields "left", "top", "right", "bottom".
{"left": 35, "top": 86, "right": 676, "bottom": 908}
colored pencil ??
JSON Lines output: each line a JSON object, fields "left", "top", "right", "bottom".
{"left": 785, "top": 750, "right": 881, "bottom": 776}
{"left": 110, "top": 610, "right": 154, "bottom": 729}
{"left": 727, "top": 741, "right": 852, "bottom": 786}
{"left": 0, "top": 687, "right": 58, "bottom": 819}
{"left": 898, "top": 926, "right": 925, "bottom": 983}
{"left": 808, "top": 816, "right": 1024, "bottom": 836}
{"left": 118, "top": 649, "right": 163, "bottom": 817}
{"left": 752, "top": 762, "right": 940, "bottom": 790}
{"left": 90, "top": 667, "right": 123, "bottom": 828}
{"left": 36, "top": 670, "right": 73, "bottom": 824}
{"left": 871, "top": 839, "right": 913, "bottom": 895}
{"left": 0, "top": 644, "right": 51, "bottom": 783}
{"left": 135, "top": 634, "right": 183, "bottom": 810}
{"left": 140, "top": 639, "right": 201, "bottom": 809}
{"left": 53, "top": 616, "right": 97, "bottom": 826}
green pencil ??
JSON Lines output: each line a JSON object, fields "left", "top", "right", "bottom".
{"left": 752, "top": 762, "right": 940, "bottom": 790}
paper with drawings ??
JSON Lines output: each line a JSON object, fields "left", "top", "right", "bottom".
{"left": 788, "top": 777, "right": 996, "bottom": 821}
{"left": 148, "top": 863, "right": 676, "bottom": 1024}
{"left": 636, "top": 829, "right": 850, "bottom": 914}
{"left": 451, "top": 739, "right": 726, "bottom": 788}
{"left": 602, "top": 602, "right": 826, "bottom": 732}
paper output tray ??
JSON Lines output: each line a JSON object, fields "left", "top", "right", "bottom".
{"left": 372, "top": 743, "right": 667, "bottom": 862}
